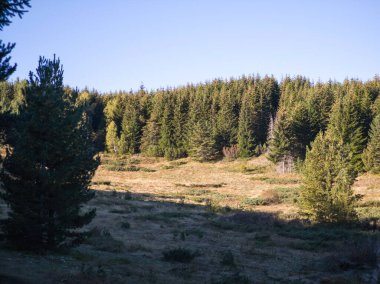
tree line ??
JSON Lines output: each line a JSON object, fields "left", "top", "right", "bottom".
{"left": 103, "top": 76, "right": 279, "bottom": 161}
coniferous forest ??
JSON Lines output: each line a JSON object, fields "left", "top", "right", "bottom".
{"left": 1, "top": 1, "right": 380, "bottom": 283}
{"left": 2, "top": 74, "right": 380, "bottom": 222}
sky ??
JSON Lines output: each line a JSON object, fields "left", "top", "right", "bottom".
{"left": 2, "top": 0, "right": 380, "bottom": 93}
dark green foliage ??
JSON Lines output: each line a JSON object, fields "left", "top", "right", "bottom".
{"left": 0, "top": 0, "right": 30, "bottom": 30}
{"left": 98, "top": 74, "right": 379, "bottom": 179}
{"left": 269, "top": 77, "right": 335, "bottom": 163}
{"left": 362, "top": 114, "right": 380, "bottom": 173}
{"left": 0, "top": 56, "right": 99, "bottom": 249}
{"left": 300, "top": 132, "right": 358, "bottom": 223}
{"left": 215, "top": 85, "right": 239, "bottom": 149}
{"left": 0, "top": 41, "right": 17, "bottom": 81}
{"left": 267, "top": 109, "right": 295, "bottom": 163}
{"left": 237, "top": 86, "right": 258, "bottom": 157}
{"left": 77, "top": 90, "right": 106, "bottom": 152}
{"left": 327, "top": 93, "right": 369, "bottom": 173}
{"left": 237, "top": 76, "right": 279, "bottom": 157}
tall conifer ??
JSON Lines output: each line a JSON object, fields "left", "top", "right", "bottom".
{"left": 1, "top": 56, "right": 98, "bottom": 249}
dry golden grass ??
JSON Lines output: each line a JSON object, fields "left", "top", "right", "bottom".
{"left": 0, "top": 154, "right": 379, "bottom": 283}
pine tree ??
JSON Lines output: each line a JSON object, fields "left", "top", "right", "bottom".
{"left": 362, "top": 114, "right": 380, "bottom": 174}
{"left": 0, "top": 56, "right": 98, "bottom": 249}
{"left": 189, "top": 121, "right": 218, "bottom": 162}
{"left": 300, "top": 131, "right": 358, "bottom": 223}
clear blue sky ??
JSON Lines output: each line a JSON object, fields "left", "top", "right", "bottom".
{"left": 2, "top": 0, "right": 380, "bottom": 93}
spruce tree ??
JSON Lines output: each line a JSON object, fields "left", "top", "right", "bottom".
{"left": 327, "top": 95, "right": 367, "bottom": 173}
{"left": 172, "top": 92, "right": 189, "bottom": 159}
{"left": 215, "top": 86, "right": 238, "bottom": 149}
{"left": 189, "top": 121, "right": 218, "bottom": 162}
{"left": 362, "top": 114, "right": 380, "bottom": 174}
{"left": 118, "top": 98, "right": 141, "bottom": 155}
{"left": 237, "top": 86, "right": 258, "bottom": 157}
{"left": 0, "top": 56, "right": 99, "bottom": 249}
{"left": 159, "top": 97, "right": 177, "bottom": 159}
{"left": 300, "top": 131, "right": 358, "bottom": 223}
{"left": 267, "top": 109, "right": 297, "bottom": 163}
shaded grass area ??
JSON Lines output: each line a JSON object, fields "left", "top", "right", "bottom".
{"left": 0, "top": 189, "right": 378, "bottom": 284}
{"left": 1, "top": 155, "right": 379, "bottom": 284}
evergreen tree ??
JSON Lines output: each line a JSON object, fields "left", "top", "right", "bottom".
{"left": 215, "top": 86, "right": 238, "bottom": 149}
{"left": 327, "top": 95, "right": 367, "bottom": 173}
{"left": 362, "top": 114, "right": 380, "bottom": 174}
{"left": 237, "top": 86, "right": 258, "bottom": 157}
{"left": 118, "top": 97, "right": 141, "bottom": 154}
{"left": 159, "top": 96, "right": 177, "bottom": 159}
{"left": 0, "top": 56, "right": 98, "bottom": 249}
{"left": 76, "top": 90, "right": 106, "bottom": 152}
{"left": 189, "top": 121, "right": 218, "bottom": 162}
{"left": 300, "top": 131, "right": 358, "bottom": 223}
{"left": 141, "top": 91, "right": 165, "bottom": 157}
{"left": 140, "top": 119, "right": 161, "bottom": 156}
{"left": 172, "top": 92, "right": 189, "bottom": 158}
{"left": 105, "top": 120, "right": 118, "bottom": 154}
{"left": 267, "top": 109, "right": 295, "bottom": 163}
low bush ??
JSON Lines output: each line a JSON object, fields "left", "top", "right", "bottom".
{"left": 162, "top": 247, "right": 199, "bottom": 263}
{"left": 120, "top": 221, "right": 130, "bottom": 230}
{"left": 260, "top": 189, "right": 280, "bottom": 204}
{"left": 222, "top": 145, "right": 239, "bottom": 160}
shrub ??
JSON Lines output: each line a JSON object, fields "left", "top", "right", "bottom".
{"left": 222, "top": 145, "right": 239, "bottom": 160}
{"left": 162, "top": 247, "right": 199, "bottom": 263}
{"left": 105, "top": 165, "right": 126, "bottom": 171}
{"left": 260, "top": 189, "right": 281, "bottom": 204}
{"left": 87, "top": 227, "right": 125, "bottom": 253}
{"left": 140, "top": 167, "right": 156, "bottom": 172}
{"left": 92, "top": 180, "right": 111, "bottom": 186}
{"left": 125, "top": 165, "right": 140, "bottom": 171}
{"left": 120, "top": 221, "right": 130, "bottom": 230}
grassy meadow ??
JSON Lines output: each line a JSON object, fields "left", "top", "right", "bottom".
{"left": 0, "top": 154, "right": 379, "bottom": 283}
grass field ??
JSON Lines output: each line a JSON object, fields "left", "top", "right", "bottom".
{"left": 0, "top": 154, "right": 379, "bottom": 283}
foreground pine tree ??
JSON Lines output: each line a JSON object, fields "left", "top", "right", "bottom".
{"left": 300, "top": 132, "right": 358, "bottom": 223}
{"left": 362, "top": 114, "right": 380, "bottom": 174}
{"left": 1, "top": 56, "right": 99, "bottom": 249}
